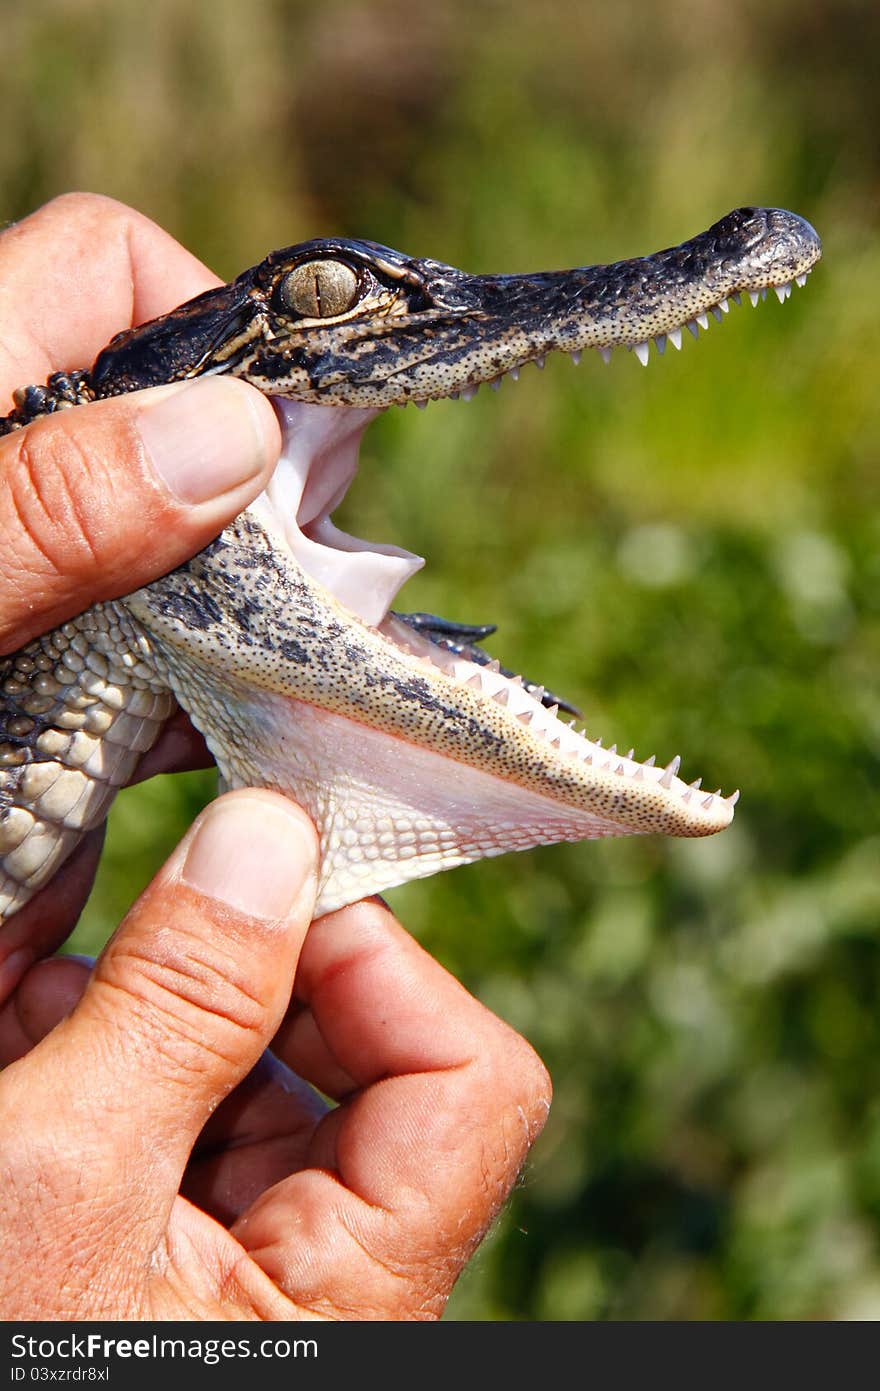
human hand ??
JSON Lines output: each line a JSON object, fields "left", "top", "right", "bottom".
{"left": 0, "top": 195, "right": 551, "bottom": 1319}
{"left": 0, "top": 793, "right": 550, "bottom": 1318}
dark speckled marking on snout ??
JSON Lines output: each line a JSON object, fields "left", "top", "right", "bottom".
{"left": 251, "top": 347, "right": 308, "bottom": 381}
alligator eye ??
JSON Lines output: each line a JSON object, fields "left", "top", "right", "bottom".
{"left": 279, "top": 259, "right": 360, "bottom": 318}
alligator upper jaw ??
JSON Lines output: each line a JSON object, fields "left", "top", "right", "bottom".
{"left": 264, "top": 206, "right": 821, "bottom": 409}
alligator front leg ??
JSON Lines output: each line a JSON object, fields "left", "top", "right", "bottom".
{"left": 394, "top": 611, "right": 581, "bottom": 716}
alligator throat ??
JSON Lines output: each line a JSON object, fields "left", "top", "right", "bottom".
{"left": 0, "top": 206, "right": 821, "bottom": 919}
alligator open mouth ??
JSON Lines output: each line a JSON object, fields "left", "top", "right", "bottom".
{"left": 244, "top": 267, "right": 820, "bottom": 844}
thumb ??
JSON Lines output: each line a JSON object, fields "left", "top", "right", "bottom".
{"left": 0, "top": 376, "right": 281, "bottom": 651}
{"left": 30, "top": 790, "right": 319, "bottom": 1217}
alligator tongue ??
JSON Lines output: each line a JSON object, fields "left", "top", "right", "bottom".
{"left": 249, "top": 399, "right": 424, "bottom": 627}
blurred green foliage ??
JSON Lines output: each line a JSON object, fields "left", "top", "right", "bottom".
{"left": 2, "top": 0, "right": 878, "bottom": 1320}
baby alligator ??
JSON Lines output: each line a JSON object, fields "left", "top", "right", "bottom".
{"left": 0, "top": 206, "right": 821, "bottom": 920}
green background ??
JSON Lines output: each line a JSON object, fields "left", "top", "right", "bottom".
{"left": 3, "top": 0, "right": 879, "bottom": 1319}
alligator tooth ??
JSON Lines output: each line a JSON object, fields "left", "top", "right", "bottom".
{"left": 644, "top": 754, "right": 656, "bottom": 767}
{"left": 760, "top": 288, "right": 768, "bottom": 301}
{"left": 710, "top": 305, "right": 724, "bottom": 322}
{"left": 633, "top": 341, "right": 650, "bottom": 366}
{"left": 414, "top": 399, "right": 428, "bottom": 410}
{"left": 489, "top": 379, "right": 501, "bottom": 391}
{"left": 682, "top": 789, "right": 692, "bottom": 804}
{"left": 689, "top": 777, "right": 702, "bottom": 790}
{"left": 569, "top": 350, "right": 581, "bottom": 365}
{"left": 509, "top": 367, "right": 520, "bottom": 381}
{"left": 486, "top": 659, "right": 501, "bottom": 673}
{"left": 659, "top": 755, "right": 681, "bottom": 788}
{"left": 531, "top": 685, "right": 545, "bottom": 704}
{"left": 668, "top": 327, "right": 682, "bottom": 350}
{"left": 461, "top": 385, "right": 478, "bottom": 401}
{"left": 731, "top": 292, "right": 742, "bottom": 306}
{"left": 546, "top": 704, "right": 559, "bottom": 719}
{"left": 608, "top": 743, "right": 617, "bottom": 755}
{"left": 696, "top": 312, "right": 709, "bottom": 330}
{"left": 686, "top": 320, "right": 700, "bottom": 338}
{"left": 726, "top": 789, "right": 741, "bottom": 805}
{"left": 654, "top": 334, "right": 667, "bottom": 354}
{"left": 615, "top": 762, "right": 626, "bottom": 775}
{"left": 534, "top": 356, "right": 546, "bottom": 370}
{"left": 748, "top": 290, "right": 760, "bottom": 307}
{"left": 633, "top": 767, "right": 644, "bottom": 780}
{"left": 701, "top": 793, "right": 715, "bottom": 808}
{"left": 795, "top": 273, "right": 808, "bottom": 288}
{"left": 598, "top": 347, "right": 612, "bottom": 364}
{"left": 718, "top": 298, "right": 730, "bottom": 313}
{"left": 626, "top": 749, "right": 634, "bottom": 760}
{"left": 495, "top": 686, "right": 510, "bottom": 706}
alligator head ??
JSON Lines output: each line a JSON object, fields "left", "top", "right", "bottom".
{"left": 0, "top": 207, "right": 821, "bottom": 918}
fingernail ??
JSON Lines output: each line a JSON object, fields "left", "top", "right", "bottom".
{"left": 139, "top": 378, "right": 277, "bottom": 504}
{"left": 180, "top": 795, "right": 318, "bottom": 921}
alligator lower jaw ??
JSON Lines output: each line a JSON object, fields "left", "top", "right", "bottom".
{"left": 233, "top": 694, "right": 726, "bottom": 916}
{"left": 231, "top": 396, "right": 735, "bottom": 913}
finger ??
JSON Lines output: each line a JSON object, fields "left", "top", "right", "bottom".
{"left": 273, "top": 1001, "right": 359, "bottom": 1101}
{"left": 0, "top": 942, "right": 329, "bottom": 1229}
{"left": 0, "top": 193, "right": 220, "bottom": 394}
{"left": 0, "top": 952, "right": 91, "bottom": 1064}
{"left": 0, "top": 376, "right": 280, "bottom": 650}
{"left": 234, "top": 900, "right": 552, "bottom": 1319}
{"left": 0, "top": 825, "right": 104, "bottom": 1006}
{"left": 8, "top": 790, "right": 320, "bottom": 1238}
{"left": 182, "top": 1052, "right": 328, "bottom": 1228}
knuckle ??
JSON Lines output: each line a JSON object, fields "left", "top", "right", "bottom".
{"left": 40, "top": 190, "right": 130, "bottom": 225}
{"left": 482, "top": 1019, "right": 553, "bottom": 1130}
{"left": 102, "top": 926, "right": 272, "bottom": 1074}
{"left": 513, "top": 1036, "right": 553, "bottom": 1122}
{"left": 0, "top": 406, "right": 142, "bottom": 586}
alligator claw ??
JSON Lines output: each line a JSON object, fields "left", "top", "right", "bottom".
{"left": 394, "top": 610, "right": 582, "bottom": 717}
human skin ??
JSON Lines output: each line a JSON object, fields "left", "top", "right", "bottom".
{"left": 0, "top": 194, "right": 551, "bottom": 1320}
